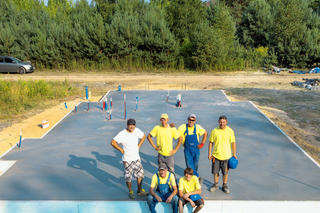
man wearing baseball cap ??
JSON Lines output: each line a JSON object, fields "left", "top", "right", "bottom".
{"left": 147, "top": 163, "right": 179, "bottom": 213}
{"left": 147, "top": 114, "right": 182, "bottom": 179}
{"left": 111, "top": 118, "right": 148, "bottom": 199}
{"left": 178, "top": 114, "right": 207, "bottom": 185}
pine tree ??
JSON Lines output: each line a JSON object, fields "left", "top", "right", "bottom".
{"left": 237, "top": 0, "right": 272, "bottom": 48}
{"left": 165, "top": 0, "right": 206, "bottom": 43}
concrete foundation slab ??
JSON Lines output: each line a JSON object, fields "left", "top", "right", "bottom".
{"left": 0, "top": 90, "right": 319, "bottom": 212}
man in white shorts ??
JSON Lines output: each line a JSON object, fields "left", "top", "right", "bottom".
{"left": 111, "top": 118, "right": 149, "bottom": 199}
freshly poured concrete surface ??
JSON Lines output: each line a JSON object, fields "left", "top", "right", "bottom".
{"left": 0, "top": 90, "right": 320, "bottom": 203}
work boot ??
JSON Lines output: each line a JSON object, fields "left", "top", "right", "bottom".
{"left": 199, "top": 177, "right": 204, "bottom": 186}
{"left": 222, "top": 184, "right": 230, "bottom": 194}
{"left": 137, "top": 189, "right": 148, "bottom": 196}
{"left": 209, "top": 182, "right": 219, "bottom": 192}
{"left": 129, "top": 190, "right": 135, "bottom": 199}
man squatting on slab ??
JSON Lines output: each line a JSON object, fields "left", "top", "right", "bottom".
{"left": 178, "top": 168, "right": 204, "bottom": 213}
{"left": 147, "top": 163, "right": 179, "bottom": 213}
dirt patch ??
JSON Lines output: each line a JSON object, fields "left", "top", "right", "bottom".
{"left": 1, "top": 71, "right": 320, "bottom": 165}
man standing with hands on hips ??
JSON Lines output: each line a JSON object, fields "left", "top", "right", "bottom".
{"left": 147, "top": 113, "right": 183, "bottom": 179}
{"left": 208, "top": 115, "right": 237, "bottom": 194}
{"left": 178, "top": 114, "right": 207, "bottom": 185}
{"left": 111, "top": 118, "right": 149, "bottom": 199}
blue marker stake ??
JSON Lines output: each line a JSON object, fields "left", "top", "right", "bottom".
{"left": 105, "top": 98, "right": 108, "bottom": 111}
{"left": 85, "top": 86, "right": 88, "bottom": 99}
{"left": 18, "top": 130, "right": 22, "bottom": 148}
{"left": 136, "top": 97, "right": 139, "bottom": 111}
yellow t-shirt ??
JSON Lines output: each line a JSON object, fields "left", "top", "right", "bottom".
{"left": 150, "top": 125, "right": 181, "bottom": 156}
{"left": 150, "top": 172, "right": 176, "bottom": 190}
{"left": 179, "top": 176, "right": 201, "bottom": 194}
{"left": 178, "top": 124, "right": 206, "bottom": 145}
{"left": 209, "top": 126, "right": 235, "bottom": 160}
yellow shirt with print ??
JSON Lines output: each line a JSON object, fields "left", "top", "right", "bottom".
{"left": 150, "top": 172, "right": 176, "bottom": 190}
{"left": 209, "top": 126, "right": 235, "bottom": 160}
{"left": 178, "top": 124, "right": 206, "bottom": 146}
{"left": 178, "top": 175, "right": 201, "bottom": 194}
{"left": 150, "top": 125, "right": 181, "bottom": 156}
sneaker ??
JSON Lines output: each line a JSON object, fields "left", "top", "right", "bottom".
{"left": 129, "top": 190, "right": 135, "bottom": 199}
{"left": 137, "top": 189, "right": 148, "bottom": 196}
{"left": 222, "top": 184, "right": 230, "bottom": 194}
{"left": 209, "top": 183, "right": 219, "bottom": 192}
{"left": 199, "top": 177, "right": 204, "bottom": 186}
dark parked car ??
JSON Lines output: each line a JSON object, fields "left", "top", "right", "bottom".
{"left": 0, "top": 56, "right": 35, "bottom": 74}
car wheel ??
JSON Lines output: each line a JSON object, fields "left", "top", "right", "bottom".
{"left": 18, "top": 67, "right": 26, "bottom": 75}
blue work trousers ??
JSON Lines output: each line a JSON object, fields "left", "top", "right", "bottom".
{"left": 184, "top": 148, "right": 200, "bottom": 177}
{"left": 147, "top": 192, "right": 179, "bottom": 213}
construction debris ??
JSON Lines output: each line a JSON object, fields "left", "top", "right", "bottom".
{"left": 292, "top": 78, "right": 320, "bottom": 90}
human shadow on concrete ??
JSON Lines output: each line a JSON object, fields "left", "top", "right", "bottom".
{"left": 67, "top": 154, "right": 126, "bottom": 193}
{"left": 92, "top": 151, "right": 155, "bottom": 185}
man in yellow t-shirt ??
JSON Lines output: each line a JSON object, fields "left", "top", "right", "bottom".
{"left": 178, "top": 168, "right": 204, "bottom": 213}
{"left": 147, "top": 163, "right": 178, "bottom": 213}
{"left": 147, "top": 114, "right": 182, "bottom": 179}
{"left": 208, "top": 115, "right": 237, "bottom": 194}
{"left": 178, "top": 114, "right": 207, "bottom": 185}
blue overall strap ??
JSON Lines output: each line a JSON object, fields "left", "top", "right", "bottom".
{"left": 167, "top": 172, "right": 171, "bottom": 185}
{"left": 185, "top": 124, "right": 189, "bottom": 136}
{"left": 156, "top": 172, "right": 160, "bottom": 185}
{"left": 185, "top": 124, "right": 197, "bottom": 136}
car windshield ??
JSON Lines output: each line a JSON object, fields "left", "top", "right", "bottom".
{"left": 11, "top": 57, "right": 22, "bottom": 62}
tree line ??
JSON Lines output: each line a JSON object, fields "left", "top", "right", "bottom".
{"left": 0, "top": 0, "right": 320, "bottom": 71}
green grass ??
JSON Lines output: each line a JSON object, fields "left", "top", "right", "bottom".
{"left": 0, "top": 79, "right": 81, "bottom": 120}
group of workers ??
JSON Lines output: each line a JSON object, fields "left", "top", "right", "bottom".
{"left": 111, "top": 113, "right": 237, "bottom": 213}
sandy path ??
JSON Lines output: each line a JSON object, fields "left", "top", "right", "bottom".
{"left": 0, "top": 96, "right": 101, "bottom": 157}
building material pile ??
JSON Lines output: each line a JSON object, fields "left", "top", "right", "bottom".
{"left": 292, "top": 78, "right": 320, "bottom": 90}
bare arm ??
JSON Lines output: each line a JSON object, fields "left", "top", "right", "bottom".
{"left": 201, "top": 131, "right": 208, "bottom": 145}
{"left": 208, "top": 141, "right": 213, "bottom": 160}
{"left": 147, "top": 133, "right": 160, "bottom": 151}
{"left": 149, "top": 187, "right": 162, "bottom": 202}
{"left": 232, "top": 142, "right": 237, "bottom": 159}
{"left": 183, "top": 188, "right": 201, "bottom": 199}
{"left": 111, "top": 139, "right": 124, "bottom": 154}
{"left": 166, "top": 185, "right": 178, "bottom": 203}
{"left": 170, "top": 135, "right": 183, "bottom": 155}
{"left": 138, "top": 134, "right": 146, "bottom": 149}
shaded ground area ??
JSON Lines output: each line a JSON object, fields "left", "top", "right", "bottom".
{"left": 1, "top": 90, "right": 320, "bottom": 201}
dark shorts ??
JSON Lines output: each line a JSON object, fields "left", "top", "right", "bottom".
{"left": 179, "top": 197, "right": 204, "bottom": 206}
{"left": 211, "top": 158, "right": 228, "bottom": 175}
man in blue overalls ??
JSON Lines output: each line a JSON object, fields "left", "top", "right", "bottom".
{"left": 147, "top": 163, "right": 179, "bottom": 213}
{"left": 178, "top": 114, "right": 208, "bottom": 185}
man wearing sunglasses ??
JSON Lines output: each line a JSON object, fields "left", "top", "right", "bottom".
{"left": 178, "top": 114, "right": 208, "bottom": 185}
